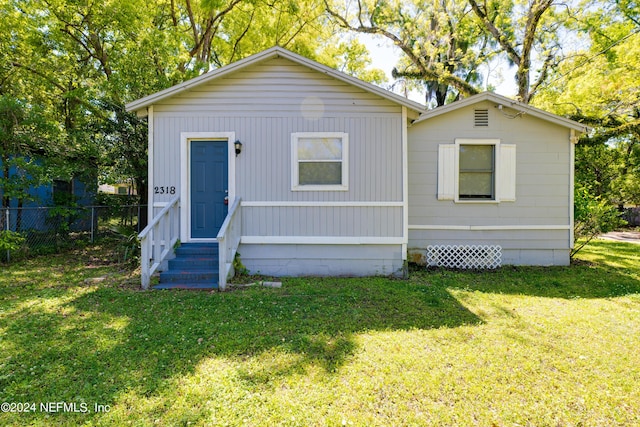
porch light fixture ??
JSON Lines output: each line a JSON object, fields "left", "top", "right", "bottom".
{"left": 234, "top": 140, "right": 243, "bottom": 156}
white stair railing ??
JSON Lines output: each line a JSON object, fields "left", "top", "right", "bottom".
{"left": 138, "top": 195, "right": 180, "bottom": 289}
{"left": 216, "top": 197, "right": 242, "bottom": 291}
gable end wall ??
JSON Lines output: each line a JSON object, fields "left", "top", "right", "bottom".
{"left": 407, "top": 100, "right": 573, "bottom": 266}
{"left": 151, "top": 57, "right": 406, "bottom": 276}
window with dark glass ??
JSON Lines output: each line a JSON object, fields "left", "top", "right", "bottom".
{"left": 459, "top": 145, "right": 495, "bottom": 199}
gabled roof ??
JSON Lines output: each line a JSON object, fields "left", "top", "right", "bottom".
{"left": 412, "top": 91, "right": 589, "bottom": 133}
{"left": 125, "top": 46, "right": 428, "bottom": 116}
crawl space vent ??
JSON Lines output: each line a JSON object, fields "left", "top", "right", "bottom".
{"left": 474, "top": 109, "right": 489, "bottom": 127}
{"left": 426, "top": 245, "right": 502, "bottom": 269}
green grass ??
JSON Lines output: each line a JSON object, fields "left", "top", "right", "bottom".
{"left": 0, "top": 239, "right": 639, "bottom": 426}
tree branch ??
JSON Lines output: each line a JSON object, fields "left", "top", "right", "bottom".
{"left": 467, "top": 0, "right": 521, "bottom": 66}
{"left": 188, "top": 0, "right": 244, "bottom": 63}
{"left": 324, "top": 0, "right": 479, "bottom": 98}
{"left": 517, "top": 0, "right": 554, "bottom": 101}
{"left": 230, "top": 9, "right": 255, "bottom": 63}
{"left": 528, "top": 49, "right": 556, "bottom": 101}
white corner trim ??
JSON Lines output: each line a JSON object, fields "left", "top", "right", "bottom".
{"left": 569, "top": 138, "right": 576, "bottom": 248}
{"left": 409, "top": 225, "right": 571, "bottom": 231}
{"left": 241, "top": 201, "right": 403, "bottom": 207}
{"left": 402, "top": 106, "right": 409, "bottom": 261}
{"left": 180, "top": 132, "right": 236, "bottom": 242}
{"left": 147, "top": 106, "right": 154, "bottom": 225}
{"left": 240, "top": 236, "right": 405, "bottom": 245}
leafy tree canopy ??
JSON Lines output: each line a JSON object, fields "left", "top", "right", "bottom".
{"left": 2, "top": 0, "right": 638, "bottom": 215}
{"left": 535, "top": 0, "right": 640, "bottom": 207}
{"left": 1, "top": 0, "right": 383, "bottom": 216}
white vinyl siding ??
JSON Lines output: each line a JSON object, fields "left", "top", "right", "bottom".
{"left": 437, "top": 139, "right": 516, "bottom": 202}
{"left": 291, "top": 132, "right": 349, "bottom": 191}
{"left": 152, "top": 58, "right": 402, "bottom": 117}
{"left": 152, "top": 115, "right": 402, "bottom": 203}
{"left": 409, "top": 98, "right": 576, "bottom": 267}
{"left": 147, "top": 56, "right": 407, "bottom": 277}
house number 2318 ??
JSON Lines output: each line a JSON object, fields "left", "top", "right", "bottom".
{"left": 154, "top": 186, "right": 176, "bottom": 195}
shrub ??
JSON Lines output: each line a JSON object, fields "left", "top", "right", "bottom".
{"left": 572, "top": 186, "right": 626, "bottom": 257}
{"left": 0, "top": 230, "right": 26, "bottom": 261}
{"left": 108, "top": 225, "right": 140, "bottom": 264}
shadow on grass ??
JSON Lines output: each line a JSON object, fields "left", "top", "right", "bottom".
{"left": 413, "top": 240, "right": 640, "bottom": 299}
{"left": 0, "top": 275, "right": 481, "bottom": 424}
{"left": 3, "top": 240, "right": 637, "bottom": 424}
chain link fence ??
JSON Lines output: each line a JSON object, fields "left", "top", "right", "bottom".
{"left": 1, "top": 205, "right": 147, "bottom": 262}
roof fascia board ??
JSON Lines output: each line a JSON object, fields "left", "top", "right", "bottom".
{"left": 125, "top": 46, "right": 427, "bottom": 116}
{"left": 125, "top": 47, "right": 282, "bottom": 113}
{"left": 278, "top": 49, "right": 427, "bottom": 114}
{"left": 413, "top": 92, "right": 589, "bottom": 133}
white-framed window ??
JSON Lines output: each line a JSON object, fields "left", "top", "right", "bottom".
{"left": 291, "top": 132, "right": 349, "bottom": 191}
{"left": 459, "top": 143, "right": 495, "bottom": 200}
{"left": 438, "top": 138, "right": 516, "bottom": 203}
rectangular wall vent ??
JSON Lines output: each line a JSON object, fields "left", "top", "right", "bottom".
{"left": 426, "top": 245, "right": 502, "bottom": 269}
{"left": 474, "top": 109, "right": 489, "bottom": 127}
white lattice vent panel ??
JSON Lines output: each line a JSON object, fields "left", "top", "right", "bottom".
{"left": 426, "top": 245, "right": 502, "bottom": 269}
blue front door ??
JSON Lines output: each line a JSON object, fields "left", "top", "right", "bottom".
{"left": 190, "top": 140, "right": 228, "bottom": 239}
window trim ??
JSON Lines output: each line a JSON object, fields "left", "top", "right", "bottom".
{"left": 291, "top": 132, "right": 349, "bottom": 191}
{"left": 454, "top": 138, "right": 500, "bottom": 204}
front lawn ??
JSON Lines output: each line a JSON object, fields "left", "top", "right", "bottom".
{"left": 0, "top": 240, "right": 639, "bottom": 426}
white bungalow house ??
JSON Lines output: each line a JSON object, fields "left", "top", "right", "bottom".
{"left": 125, "top": 46, "right": 588, "bottom": 290}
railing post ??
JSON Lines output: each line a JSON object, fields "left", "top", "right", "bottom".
{"left": 141, "top": 236, "right": 150, "bottom": 289}
{"left": 218, "top": 235, "right": 227, "bottom": 291}
{"left": 216, "top": 197, "right": 242, "bottom": 291}
{"left": 164, "top": 208, "right": 171, "bottom": 254}
{"left": 137, "top": 195, "right": 180, "bottom": 289}
{"left": 153, "top": 223, "right": 160, "bottom": 265}
{"left": 170, "top": 202, "right": 178, "bottom": 246}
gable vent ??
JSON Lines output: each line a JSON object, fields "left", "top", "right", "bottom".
{"left": 474, "top": 109, "right": 489, "bottom": 127}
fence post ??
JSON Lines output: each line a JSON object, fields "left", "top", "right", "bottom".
{"left": 5, "top": 208, "right": 10, "bottom": 262}
{"left": 91, "top": 206, "right": 95, "bottom": 243}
